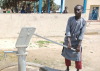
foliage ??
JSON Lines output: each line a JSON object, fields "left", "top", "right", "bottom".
{"left": 0, "top": 0, "right": 60, "bottom": 13}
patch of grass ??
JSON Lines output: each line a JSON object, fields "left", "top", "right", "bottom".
{"left": 37, "top": 41, "right": 50, "bottom": 48}
{"left": 33, "top": 60, "right": 42, "bottom": 64}
{"left": 61, "top": 61, "right": 65, "bottom": 64}
{"left": 44, "top": 46, "right": 47, "bottom": 47}
{"left": 0, "top": 51, "right": 5, "bottom": 61}
{"left": 29, "top": 43, "right": 32, "bottom": 45}
{"left": 0, "top": 50, "right": 18, "bottom": 66}
{"left": 60, "top": 41, "right": 64, "bottom": 44}
{"left": 37, "top": 41, "right": 50, "bottom": 44}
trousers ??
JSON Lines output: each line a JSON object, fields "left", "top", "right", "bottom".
{"left": 65, "top": 49, "right": 82, "bottom": 69}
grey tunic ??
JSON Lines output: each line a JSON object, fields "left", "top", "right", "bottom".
{"left": 61, "top": 16, "right": 87, "bottom": 61}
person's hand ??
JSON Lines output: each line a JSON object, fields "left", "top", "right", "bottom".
{"left": 76, "top": 45, "right": 80, "bottom": 52}
{"left": 68, "top": 41, "right": 71, "bottom": 49}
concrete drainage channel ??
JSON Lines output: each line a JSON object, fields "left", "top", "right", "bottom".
{"left": 0, "top": 63, "right": 46, "bottom": 71}
{"left": 0, "top": 62, "right": 64, "bottom": 71}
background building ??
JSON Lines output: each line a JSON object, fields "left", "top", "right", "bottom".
{"left": 65, "top": 0, "right": 100, "bottom": 20}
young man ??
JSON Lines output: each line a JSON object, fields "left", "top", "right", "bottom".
{"left": 21, "top": 6, "right": 25, "bottom": 13}
{"left": 63, "top": 6, "right": 68, "bottom": 13}
{"left": 62, "top": 5, "right": 87, "bottom": 71}
{"left": 26, "top": 4, "right": 31, "bottom": 13}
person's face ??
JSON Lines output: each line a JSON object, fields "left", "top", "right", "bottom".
{"left": 74, "top": 6, "right": 83, "bottom": 16}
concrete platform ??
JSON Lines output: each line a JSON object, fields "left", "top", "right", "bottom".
{"left": 0, "top": 62, "right": 80, "bottom": 71}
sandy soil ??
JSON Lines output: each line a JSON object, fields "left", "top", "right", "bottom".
{"left": 0, "top": 25, "right": 100, "bottom": 71}
{"left": 87, "top": 24, "right": 100, "bottom": 29}
{"left": 0, "top": 35, "right": 100, "bottom": 71}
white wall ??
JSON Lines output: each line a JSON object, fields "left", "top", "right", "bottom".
{"left": 0, "top": 13, "right": 86, "bottom": 38}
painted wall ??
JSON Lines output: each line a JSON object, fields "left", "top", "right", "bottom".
{"left": 86, "top": 0, "right": 100, "bottom": 20}
{"left": 65, "top": 0, "right": 84, "bottom": 13}
{"left": 65, "top": 0, "right": 100, "bottom": 20}
{"left": 88, "top": 5, "right": 99, "bottom": 20}
{"left": 0, "top": 14, "right": 86, "bottom": 38}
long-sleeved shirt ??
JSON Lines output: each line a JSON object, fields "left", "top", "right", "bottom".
{"left": 61, "top": 16, "right": 87, "bottom": 61}
{"left": 66, "top": 16, "right": 87, "bottom": 41}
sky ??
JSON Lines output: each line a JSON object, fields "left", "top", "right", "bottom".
{"left": 54, "top": 0, "right": 65, "bottom": 11}
{"left": 54, "top": 0, "right": 65, "bottom": 5}
{"left": 54, "top": 0, "right": 61, "bottom": 5}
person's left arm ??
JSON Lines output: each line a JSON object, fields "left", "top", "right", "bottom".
{"left": 76, "top": 20, "right": 87, "bottom": 52}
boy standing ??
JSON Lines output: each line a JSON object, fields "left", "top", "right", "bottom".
{"left": 26, "top": 4, "right": 31, "bottom": 13}
{"left": 63, "top": 6, "right": 68, "bottom": 13}
{"left": 21, "top": 6, "right": 25, "bottom": 13}
{"left": 62, "top": 5, "right": 87, "bottom": 71}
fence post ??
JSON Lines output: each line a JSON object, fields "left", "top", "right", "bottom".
{"left": 83, "top": 0, "right": 87, "bottom": 13}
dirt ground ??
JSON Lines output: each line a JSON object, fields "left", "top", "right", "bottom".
{"left": 0, "top": 24, "right": 100, "bottom": 71}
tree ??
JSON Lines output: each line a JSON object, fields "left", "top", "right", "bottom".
{"left": 42, "top": 0, "right": 60, "bottom": 13}
{"left": 0, "top": 0, "right": 60, "bottom": 13}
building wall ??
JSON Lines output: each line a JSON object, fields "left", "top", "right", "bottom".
{"left": 65, "top": 0, "right": 100, "bottom": 20}
{"left": 65, "top": 0, "right": 84, "bottom": 13}
{"left": 86, "top": 0, "right": 100, "bottom": 20}
{"left": 0, "top": 14, "right": 86, "bottom": 38}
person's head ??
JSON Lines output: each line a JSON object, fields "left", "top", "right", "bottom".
{"left": 22, "top": 6, "right": 24, "bottom": 10}
{"left": 65, "top": 6, "right": 67, "bottom": 10}
{"left": 28, "top": 4, "right": 30, "bottom": 7}
{"left": 74, "top": 5, "right": 83, "bottom": 16}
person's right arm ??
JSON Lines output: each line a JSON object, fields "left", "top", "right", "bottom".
{"left": 67, "top": 37, "right": 71, "bottom": 49}
{"left": 66, "top": 18, "right": 71, "bottom": 49}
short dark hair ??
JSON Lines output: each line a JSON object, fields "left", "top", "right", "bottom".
{"left": 74, "top": 5, "right": 83, "bottom": 10}
{"left": 22, "top": 6, "right": 24, "bottom": 9}
{"left": 65, "top": 6, "right": 68, "bottom": 8}
{"left": 28, "top": 4, "right": 30, "bottom": 6}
